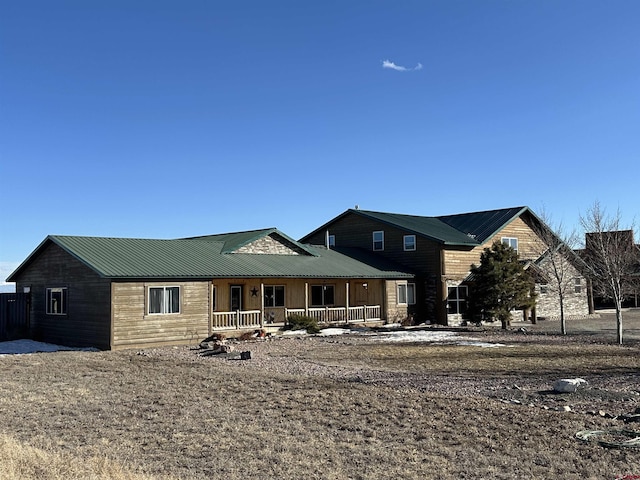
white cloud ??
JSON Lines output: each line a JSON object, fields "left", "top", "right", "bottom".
{"left": 382, "top": 59, "right": 423, "bottom": 72}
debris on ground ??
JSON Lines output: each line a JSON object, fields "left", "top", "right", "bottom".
{"left": 553, "top": 378, "right": 588, "bottom": 393}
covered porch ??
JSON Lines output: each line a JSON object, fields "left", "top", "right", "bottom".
{"left": 209, "top": 279, "right": 389, "bottom": 332}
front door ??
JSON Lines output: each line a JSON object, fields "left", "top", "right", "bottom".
{"left": 230, "top": 285, "right": 243, "bottom": 311}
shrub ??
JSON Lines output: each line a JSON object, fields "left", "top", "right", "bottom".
{"left": 283, "top": 314, "right": 320, "bottom": 334}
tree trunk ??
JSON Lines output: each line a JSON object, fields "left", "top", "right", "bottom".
{"left": 559, "top": 295, "right": 566, "bottom": 335}
{"left": 615, "top": 299, "right": 624, "bottom": 345}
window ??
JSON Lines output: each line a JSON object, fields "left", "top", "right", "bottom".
{"left": 574, "top": 278, "right": 582, "bottom": 294}
{"left": 540, "top": 284, "right": 549, "bottom": 294}
{"left": 328, "top": 235, "right": 335, "bottom": 247}
{"left": 46, "top": 287, "right": 67, "bottom": 315}
{"left": 397, "top": 284, "right": 408, "bottom": 304}
{"left": 211, "top": 286, "right": 217, "bottom": 311}
{"left": 501, "top": 237, "right": 518, "bottom": 251}
{"left": 447, "top": 286, "right": 468, "bottom": 315}
{"left": 311, "top": 285, "right": 334, "bottom": 306}
{"left": 373, "top": 231, "right": 384, "bottom": 251}
{"left": 398, "top": 283, "right": 416, "bottom": 305}
{"left": 407, "top": 283, "right": 416, "bottom": 305}
{"left": 148, "top": 286, "right": 180, "bottom": 314}
{"left": 404, "top": 235, "right": 416, "bottom": 251}
{"left": 264, "top": 285, "right": 285, "bottom": 307}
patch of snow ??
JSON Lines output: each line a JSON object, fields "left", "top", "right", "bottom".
{"left": 380, "top": 323, "right": 402, "bottom": 329}
{"left": 0, "top": 339, "right": 97, "bottom": 355}
{"left": 372, "top": 330, "right": 459, "bottom": 343}
{"left": 281, "top": 329, "right": 308, "bottom": 336}
{"left": 318, "top": 328, "right": 350, "bottom": 336}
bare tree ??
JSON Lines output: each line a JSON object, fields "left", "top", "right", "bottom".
{"left": 580, "top": 201, "right": 638, "bottom": 345}
{"left": 533, "top": 208, "right": 581, "bottom": 335}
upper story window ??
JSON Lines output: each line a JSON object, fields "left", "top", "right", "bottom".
{"left": 46, "top": 287, "right": 67, "bottom": 315}
{"left": 149, "top": 286, "right": 180, "bottom": 314}
{"left": 373, "top": 231, "right": 384, "bottom": 251}
{"left": 264, "top": 285, "right": 285, "bottom": 307}
{"left": 404, "top": 235, "right": 416, "bottom": 251}
{"left": 501, "top": 237, "right": 518, "bottom": 252}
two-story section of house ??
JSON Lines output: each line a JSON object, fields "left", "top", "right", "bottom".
{"left": 301, "top": 206, "right": 591, "bottom": 326}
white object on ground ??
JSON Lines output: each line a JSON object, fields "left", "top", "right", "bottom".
{"left": 553, "top": 378, "right": 588, "bottom": 393}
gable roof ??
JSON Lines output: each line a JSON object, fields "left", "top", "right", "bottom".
{"left": 300, "top": 206, "right": 534, "bottom": 246}
{"left": 183, "top": 228, "right": 317, "bottom": 255}
{"left": 8, "top": 229, "right": 413, "bottom": 281}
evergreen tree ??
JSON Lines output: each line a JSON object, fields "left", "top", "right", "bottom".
{"left": 469, "top": 241, "right": 536, "bottom": 329}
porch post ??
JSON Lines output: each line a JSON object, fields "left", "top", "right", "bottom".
{"left": 260, "top": 282, "right": 264, "bottom": 328}
{"left": 345, "top": 282, "right": 350, "bottom": 323}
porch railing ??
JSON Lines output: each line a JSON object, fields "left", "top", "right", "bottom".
{"left": 285, "top": 305, "right": 381, "bottom": 324}
{"left": 211, "top": 305, "right": 382, "bottom": 331}
{"left": 212, "top": 310, "right": 262, "bottom": 330}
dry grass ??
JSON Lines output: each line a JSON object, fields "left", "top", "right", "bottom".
{"left": 0, "top": 434, "right": 160, "bottom": 480}
{"left": 1, "top": 311, "right": 640, "bottom": 479}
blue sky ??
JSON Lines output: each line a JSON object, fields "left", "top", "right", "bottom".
{"left": 1, "top": 0, "right": 638, "bottom": 286}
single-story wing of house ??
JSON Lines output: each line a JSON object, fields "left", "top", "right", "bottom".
{"left": 7, "top": 228, "right": 414, "bottom": 350}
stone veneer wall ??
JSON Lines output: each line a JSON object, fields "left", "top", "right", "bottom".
{"left": 234, "top": 234, "right": 305, "bottom": 255}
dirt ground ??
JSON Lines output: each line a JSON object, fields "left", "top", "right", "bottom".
{"left": 1, "top": 309, "right": 640, "bottom": 479}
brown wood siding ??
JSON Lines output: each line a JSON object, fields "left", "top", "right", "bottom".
{"left": 306, "top": 212, "right": 441, "bottom": 277}
{"left": 443, "top": 216, "right": 547, "bottom": 280}
{"left": 14, "top": 243, "right": 111, "bottom": 349}
{"left": 112, "top": 281, "right": 210, "bottom": 349}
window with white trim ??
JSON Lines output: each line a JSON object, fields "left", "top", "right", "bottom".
{"left": 46, "top": 287, "right": 67, "bottom": 315}
{"left": 148, "top": 286, "right": 180, "bottom": 314}
{"left": 373, "top": 231, "right": 384, "bottom": 251}
{"left": 404, "top": 235, "right": 416, "bottom": 251}
{"left": 264, "top": 285, "right": 285, "bottom": 307}
{"left": 447, "top": 286, "right": 468, "bottom": 315}
{"left": 501, "top": 237, "right": 518, "bottom": 252}
{"left": 311, "top": 285, "right": 335, "bottom": 306}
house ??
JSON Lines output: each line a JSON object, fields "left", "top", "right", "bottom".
{"left": 7, "top": 228, "right": 413, "bottom": 350}
{"left": 300, "top": 206, "right": 591, "bottom": 325}
{"left": 579, "top": 230, "right": 640, "bottom": 308}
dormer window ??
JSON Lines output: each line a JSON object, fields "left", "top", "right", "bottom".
{"left": 501, "top": 237, "right": 518, "bottom": 252}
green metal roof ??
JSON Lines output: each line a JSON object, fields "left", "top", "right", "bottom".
{"left": 437, "top": 206, "right": 529, "bottom": 244}
{"left": 8, "top": 230, "right": 413, "bottom": 281}
{"left": 301, "top": 206, "right": 534, "bottom": 246}
{"left": 352, "top": 210, "right": 480, "bottom": 246}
